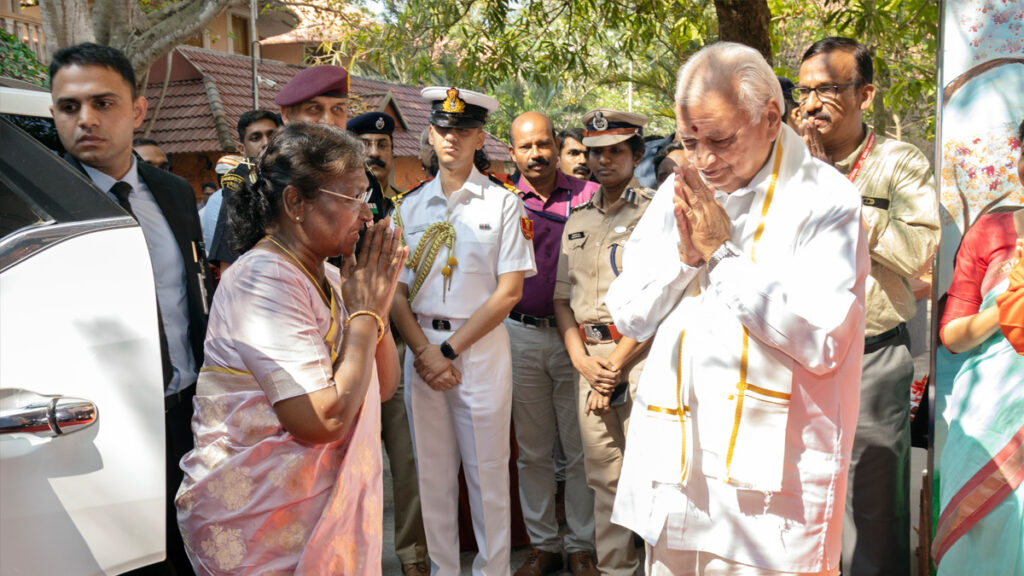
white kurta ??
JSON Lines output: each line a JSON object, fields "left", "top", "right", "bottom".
{"left": 605, "top": 125, "right": 869, "bottom": 573}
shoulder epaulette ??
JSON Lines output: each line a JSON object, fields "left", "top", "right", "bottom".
{"left": 396, "top": 178, "right": 429, "bottom": 201}
{"left": 390, "top": 180, "right": 432, "bottom": 246}
{"left": 570, "top": 198, "right": 593, "bottom": 213}
{"left": 487, "top": 172, "right": 519, "bottom": 195}
{"left": 623, "top": 186, "right": 656, "bottom": 205}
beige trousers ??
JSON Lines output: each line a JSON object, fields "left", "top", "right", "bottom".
{"left": 507, "top": 319, "right": 595, "bottom": 555}
{"left": 578, "top": 340, "right": 644, "bottom": 576}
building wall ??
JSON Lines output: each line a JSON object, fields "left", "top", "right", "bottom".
{"left": 393, "top": 157, "right": 431, "bottom": 191}
{"left": 169, "top": 151, "right": 223, "bottom": 205}
{"left": 261, "top": 43, "right": 304, "bottom": 66}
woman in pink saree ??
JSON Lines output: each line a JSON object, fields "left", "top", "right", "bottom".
{"left": 176, "top": 123, "right": 407, "bottom": 575}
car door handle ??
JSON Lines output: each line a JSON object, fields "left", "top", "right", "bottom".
{"left": 0, "top": 396, "right": 97, "bottom": 437}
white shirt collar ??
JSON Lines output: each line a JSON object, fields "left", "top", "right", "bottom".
{"left": 429, "top": 165, "right": 487, "bottom": 206}
{"left": 81, "top": 155, "right": 142, "bottom": 194}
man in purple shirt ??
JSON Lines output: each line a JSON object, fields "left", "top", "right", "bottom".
{"left": 505, "top": 111, "right": 599, "bottom": 576}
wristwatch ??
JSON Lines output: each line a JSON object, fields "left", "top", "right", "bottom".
{"left": 440, "top": 340, "right": 459, "bottom": 360}
{"left": 706, "top": 242, "right": 739, "bottom": 274}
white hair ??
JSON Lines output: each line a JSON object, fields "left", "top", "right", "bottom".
{"left": 674, "top": 42, "right": 783, "bottom": 125}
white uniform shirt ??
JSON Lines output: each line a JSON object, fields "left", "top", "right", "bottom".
{"left": 605, "top": 125, "right": 869, "bottom": 573}
{"left": 397, "top": 167, "right": 536, "bottom": 319}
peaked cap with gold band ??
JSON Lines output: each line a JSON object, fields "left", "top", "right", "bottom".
{"left": 421, "top": 86, "right": 499, "bottom": 129}
{"left": 581, "top": 108, "right": 648, "bottom": 147}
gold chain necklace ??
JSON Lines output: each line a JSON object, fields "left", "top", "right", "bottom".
{"left": 262, "top": 235, "right": 331, "bottom": 307}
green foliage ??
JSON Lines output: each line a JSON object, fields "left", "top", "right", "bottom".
{"left": 771, "top": 0, "right": 938, "bottom": 145}
{"left": 0, "top": 30, "right": 47, "bottom": 86}
{"left": 321, "top": 0, "right": 937, "bottom": 146}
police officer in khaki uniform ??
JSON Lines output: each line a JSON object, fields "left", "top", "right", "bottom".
{"left": 553, "top": 109, "right": 654, "bottom": 576}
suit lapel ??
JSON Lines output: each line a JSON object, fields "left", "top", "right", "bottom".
{"left": 138, "top": 161, "right": 195, "bottom": 265}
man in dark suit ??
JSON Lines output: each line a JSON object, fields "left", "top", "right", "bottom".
{"left": 49, "top": 42, "right": 212, "bottom": 576}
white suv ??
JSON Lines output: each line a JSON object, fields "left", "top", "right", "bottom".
{"left": 0, "top": 78, "right": 166, "bottom": 574}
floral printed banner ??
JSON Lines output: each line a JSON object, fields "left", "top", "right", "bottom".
{"left": 933, "top": 0, "right": 1024, "bottom": 571}
{"left": 937, "top": 0, "right": 1024, "bottom": 293}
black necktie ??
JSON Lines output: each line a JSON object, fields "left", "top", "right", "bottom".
{"left": 109, "top": 180, "right": 174, "bottom": 390}
{"left": 109, "top": 181, "right": 135, "bottom": 218}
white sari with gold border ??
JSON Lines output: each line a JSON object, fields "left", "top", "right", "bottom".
{"left": 176, "top": 250, "right": 382, "bottom": 575}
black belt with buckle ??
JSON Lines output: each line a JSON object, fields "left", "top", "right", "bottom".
{"left": 431, "top": 318, "right": 452, "bottom": 331}
{"left": 865, "top": 323, "right": 906, "bottom": 348}
{"left": 165, "top": 384, "right": 195, "bottom": 413}
{"left": 509, "top": 310, "right": 556, "bottom": 328}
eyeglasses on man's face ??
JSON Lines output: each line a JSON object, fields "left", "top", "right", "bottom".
{"left": 318, "top": 186, "right": 373, "bottom": 205}
{"left": 792, "top": 81, "right": 859, "bottom": 103}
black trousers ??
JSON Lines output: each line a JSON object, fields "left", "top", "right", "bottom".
{"left": 125, "top": 386, "right": 196, "bottom": 576}
{"left": 842, "top": 328, "right": 913, "bottom": 576}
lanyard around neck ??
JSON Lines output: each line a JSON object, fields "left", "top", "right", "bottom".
{"left": 846, "top": 131, "right": 875, "bottom": 183}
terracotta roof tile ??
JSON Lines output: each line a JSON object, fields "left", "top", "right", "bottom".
{"left": 139, "top": 46, "right": 509, "bottom": 163}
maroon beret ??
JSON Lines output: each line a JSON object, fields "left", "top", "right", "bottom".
{"left": 275, "top": 65, "right": 349, "bottom": 107}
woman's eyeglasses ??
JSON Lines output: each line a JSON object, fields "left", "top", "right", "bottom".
{"left": 319, "top": 187, "right": 373, "bottom": 205}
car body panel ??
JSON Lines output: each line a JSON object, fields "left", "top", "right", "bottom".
{"left": 1, "top": 105, "right": 167, "bottom": 574}
{"left": 0, "top": 225, "right": 166, "bottom": 575}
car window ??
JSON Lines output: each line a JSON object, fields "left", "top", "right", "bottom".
{"left": 0, "top": 183, "right": 48, "bottom": 237}
{"left": 0, "top": 117, "right": 124, "bottom": 224}
{"left": 0, "top": 113, "right": 62, "bottom": 153}
{"left": 0, "top": 117, "right": 132, "bottom": 273}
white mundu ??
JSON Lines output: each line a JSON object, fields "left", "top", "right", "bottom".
{"left": 605, "top": 125, "right": 869, "bottom": 574}
{"left": 396, "top": 165, "right": 536, "bottom": 576}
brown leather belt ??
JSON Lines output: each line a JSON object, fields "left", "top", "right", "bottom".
{"left": 579, "top": 323, "right": 622, "bottom": 344}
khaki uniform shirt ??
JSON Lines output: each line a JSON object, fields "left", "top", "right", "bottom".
{"left": 835, "top": 126, "right": 940, "bottom": 336}
{"left": 554, "top": 178, "right": 654, "bottom": 325}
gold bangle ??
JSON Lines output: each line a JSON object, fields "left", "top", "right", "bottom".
{"left": 345, "top": 310, "right": 386, "bottom": 345}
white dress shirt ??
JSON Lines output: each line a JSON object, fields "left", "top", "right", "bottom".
{"left": 396, "top": 167, "right": 536, "bottom": 319}
{"left": 199, "top": 188, "right": 222, "bottom": 249}
{"left": 605, "top": 125, "right": 869, "bottom": 573}
{"left": 85, "top": 159, "right": 196, "bottom": 395}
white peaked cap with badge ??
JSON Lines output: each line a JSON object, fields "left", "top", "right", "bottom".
{"left": 421, "top": 86, "right": 500, "bottom": 129}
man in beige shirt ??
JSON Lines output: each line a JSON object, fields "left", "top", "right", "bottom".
{"left": 798, "top": 36, "right": 940, "bottom": 576}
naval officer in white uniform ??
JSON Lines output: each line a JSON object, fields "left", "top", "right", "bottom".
{"left": 390, "top": 86, "right": 536, "bottom": 576}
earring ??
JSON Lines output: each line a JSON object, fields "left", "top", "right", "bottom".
{"left": 296, "top": 217, "right": 301, "bottom": 222}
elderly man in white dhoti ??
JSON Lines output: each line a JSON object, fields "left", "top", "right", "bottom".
{"left": 604, "top": 42, "right": 870, "bottom": 576}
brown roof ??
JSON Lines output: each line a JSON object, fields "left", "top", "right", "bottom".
{"left": 139, "top": 46, "right": 509, "bottom": 162}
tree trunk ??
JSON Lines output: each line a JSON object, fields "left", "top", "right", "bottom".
{"left": 713, "top": 0, "right": 773, "bottom": 66}
{"left": 39, "top": 0, "right": 95, "bottom": 58}
{"left": 124, "top": 0, "right": 232, "bottom": 83}
{"left": 39, "top": 0, "right": 232, "bottom": 86}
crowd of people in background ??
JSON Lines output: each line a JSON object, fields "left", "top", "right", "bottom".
{"left": 43, "top": 28, "right": 1023, "bottom": 576}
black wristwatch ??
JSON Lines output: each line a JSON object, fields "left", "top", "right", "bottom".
{"left": 440, "top": 340, "right": 459, "bottom": 360}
